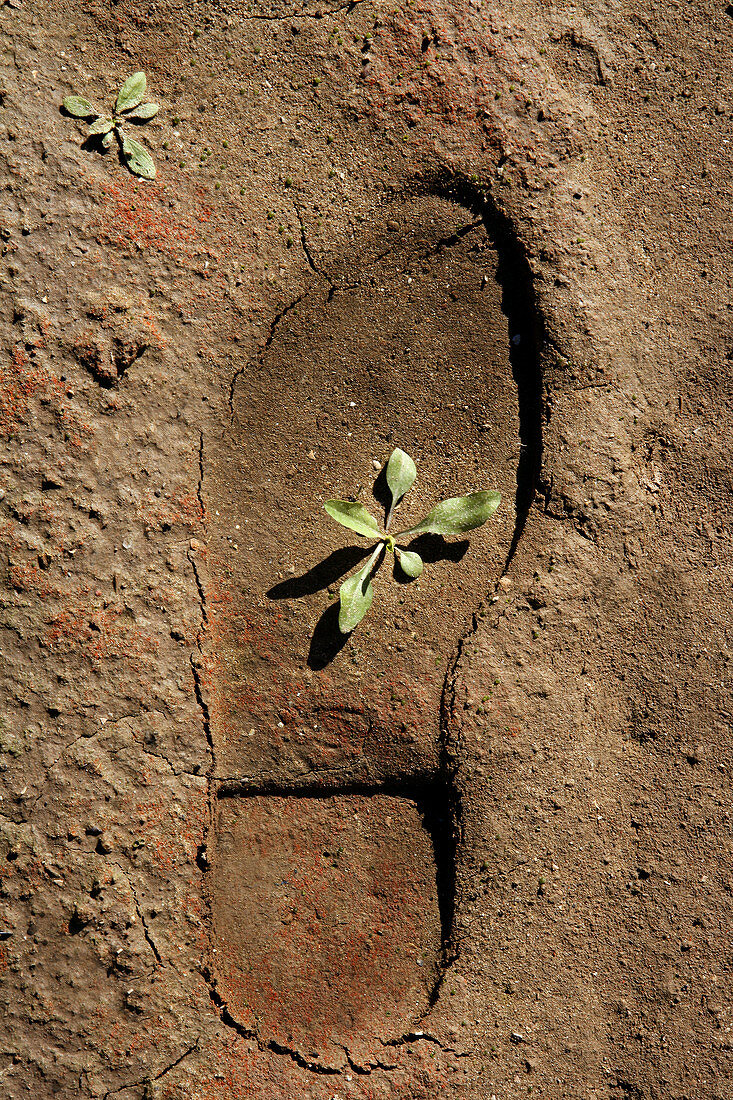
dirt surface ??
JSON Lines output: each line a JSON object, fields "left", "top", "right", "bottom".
{"left": 2, "top": 0, "right": 733, "bottom": 1096}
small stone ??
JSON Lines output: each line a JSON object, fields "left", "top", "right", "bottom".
{"left": 510, "top": 1031, "right": 525, "bottom": 1043}
{"left": 96, "top": 832, "right": 114, "bottom": 854}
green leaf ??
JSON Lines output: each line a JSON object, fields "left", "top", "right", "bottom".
{"left": 125, "top": 102, "right": 160, "bottom": 122}
{"left": 386, "top": 447, "right": 417, "bottom": 502}
{"left": 385, "top": 447, "right": 417, "bottom": 526}
{"left": 88, "top": 116, "right": 114, "bottom": 135}
{"left": 101, "top": 129, "right": 115, "bottom": 149}
{"left": 398, "top": 490, "right": 501, "bottom": 538}
{"left": 116, "top": 72, "right": 147, "bottom": 113}
{"left": 395, "top": 547, "right": 423, "bottom": 578}
{"left": 122, "top": 134, "right": 157, "bottom": 180}
{"left": 324, "top": 500, "right": 381, "bottom": 539}
{"left": 338, "top": 544, "right": 382, "bottom": 633}
{"left": 63, "top": 95, "right": 98, "bottom": 119}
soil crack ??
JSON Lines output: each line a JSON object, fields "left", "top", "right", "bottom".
{"left": 240, "top": 0, "right": 369, "bottom": 21}
{"left": 190, "top": 656, "right": 213, "bottom": 759}
{"left": 196, "top": 429, "right": 207, "bottom": 527}
{"left": 381, "top": 1030, "right": 467, "bottom": 1056}
{"left": 228, "top": 289, "right": 308, "bottom": 417}
{"left": 100, "top": 1039, "right": 200, "bottom": 1098}
{"left": 134, "top": 736, "right": 205, "bottom": 780}
{"left": 294, "top": 204, "right": 334, "bottom": 288}
{"left": 188, "top": 429, "right": 213, "bottom": 759}
{"left": 109, "top": 863, "right": 164, "bottom": 968}
{"left": 204, "top": 974, "right": 342, "bottom": 1075}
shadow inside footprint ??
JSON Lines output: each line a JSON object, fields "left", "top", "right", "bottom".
{"left": 267, "top": 546, "right": 369, "bottom": 600}
{"left": 307, "top": 602, "right": 349, "bottom": 670}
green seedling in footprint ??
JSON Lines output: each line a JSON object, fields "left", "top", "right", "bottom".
{"left": 62, "top": 72, "right": 160, "bottom": 180}
{"left": 324, "top": 448, "right": 501, "bottom": 633}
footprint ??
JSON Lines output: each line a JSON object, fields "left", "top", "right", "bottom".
{"left": 203, "top": 188, "right": 537, "bottom": 1067}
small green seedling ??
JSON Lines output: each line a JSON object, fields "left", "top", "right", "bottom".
{"left": 324, "top": 448, "right": 501, "bottom": 633}
{"left": 63, "top": 72, "right": 160, "bottom": 180}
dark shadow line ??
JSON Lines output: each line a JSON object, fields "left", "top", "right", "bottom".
{"left": 217, "top": 775, "right": 436, "bottom": 800}
{"left": 410, "top": 166, "right": 545, "bottom": 999}
{"left": 419, "top": 170, "right": 544, "bottom": 573}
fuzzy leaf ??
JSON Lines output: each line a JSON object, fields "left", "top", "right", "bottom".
{"left": 386, "top": 447, "right": 417, "bottom": 527}
{"left": 324, "top": 499, "right": 381, "bottom": 539}
{"left": 395, "top": 547, "right": 423, "bottom": 578}
{"left": 101, "top": 129, "right": 115, "bottom": 149}
{"left": 338, "top": 544, "right": 382, "bottom": 633}
{"left": 63, "top": 95, "right": 98, "bottom": 119}
{"left": 386, "top": 447, "right": 417, "bottom": 504}
{"left": 122, "top": 134, "right": 156, "bottom": 180}
{"left": 88, "top": 116, "right": 114, "bottom": 135}
{"left": 125, "top": 102, "right": 160, "bottom": 122}
{"left": 399, "top": 490, "right": 501, "bottom": 538}
{"left": 116, "top": 72, "right": 147, "bottom": 113}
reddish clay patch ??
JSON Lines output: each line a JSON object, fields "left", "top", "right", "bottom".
{"left": 209, "top": 793, "right": 442, "bottom": 1070}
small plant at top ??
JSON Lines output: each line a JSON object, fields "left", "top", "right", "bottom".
{"left": 324, "top": 448, "right": 501, "bottom": 633}
{"left": 62, "top": 72, "right": 160, "bottom": 180}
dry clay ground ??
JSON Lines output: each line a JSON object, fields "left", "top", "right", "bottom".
{"left": 1, "top": 0, "right": 733, "bottom": 1097}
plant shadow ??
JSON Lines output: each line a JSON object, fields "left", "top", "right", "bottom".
{"left": 308, "top": 603, "right": 349, "bottom": 670}
{"left": 392, "top": 534, "right": 468, "bottom": 583}
{"left": 407, "top": 533, "right": 469, "bottom": 564}
{"left": 79, "top": 132, "right": 126, "bottom": 174}
{"left": 372, "top": 465, "right": 391, "bottom": 527}
{"left": 80, "top": 133, "right": 113, "bottom": 154}
{"left": 267, "top": 546, "right": 370, "bottom": 600}
{"left": 269, "top": 534, "right": 469, "bottom": 669}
